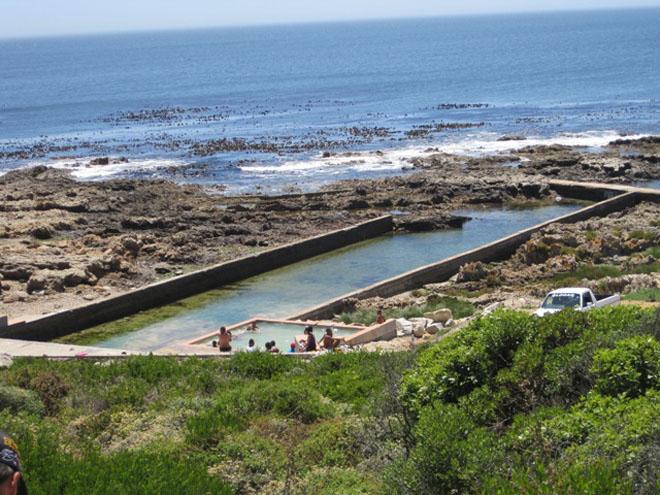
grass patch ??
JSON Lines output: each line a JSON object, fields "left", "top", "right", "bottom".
{"left": 623, "top": 288, "right": 660, "bottom": 302}
{"left": 644, "top": 246, "right": 660, "bottom": 258}
{"left": 55, "top": 287, "right": 235, "bottom": 345}
{"left": 629, "top": 230, "right": 655, "bottom": 241}
{"left": 338, "top": 296, "right": 475, "bottom": 325}
{"left": 548, "top": 264, "right": 623, "bottom": 286}
{"left": 546, "top": 261, "right": 660, "bottom": 288}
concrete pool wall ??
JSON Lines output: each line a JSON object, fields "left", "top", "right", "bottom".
{"left": 1, "top": 215, "right": 393, "bottom": 341}
{"left": 290, "top": 190, "right": 645, "bottom": 321}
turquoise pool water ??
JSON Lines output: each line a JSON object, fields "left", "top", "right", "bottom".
{"left": 98, "top": 204, "right": 580, "bottom": 351}
{"left": 199, "top": 322, "right": 357, "bottom": 351}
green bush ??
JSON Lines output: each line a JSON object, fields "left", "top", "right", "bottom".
{"left": 592, "top": 336, "right": 660, "bottom": 397}
{"left": 0, "top": 412, "right": 231, "bottom": 495}
{"left": 28, "top": 371, "right": 70, "bottom": 415}
{"left": 401, "top": 310, "right": 534, "bottom": 411}
{"left": 387, "top": 402, "right": 501, "bottom": 494}
{"left": 295, "top": 419, "right": 365, "bottom": 468}
{"left": 225, "top": 351, "right": 296, "bottom": 379}
{"left": 0, "top": 385, "right": 45, "bottom": 416}
{"left": 294, "top": 467, "right": 382, "bottom": 495}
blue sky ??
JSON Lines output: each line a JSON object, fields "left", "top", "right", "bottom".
{"left": 2, "top": 0, "right": 660, "bottom": 39}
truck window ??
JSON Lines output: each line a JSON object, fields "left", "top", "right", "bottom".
{"left": 542, "top": 293, "right": 581, "bottom": 310}
{"left": 583, "top": 292, "right": 594, "bottom": 307}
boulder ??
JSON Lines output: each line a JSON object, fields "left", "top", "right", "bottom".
{"left": 424, "top": 308, "right": 453, "bottom": 324}
{"left": 395, "top": 318, "right": 413, "bottom": 336}
{"left": 27, "top": 270, "right": 67, "bottom": 293}
{"left": 413, "top": 326, "right": 426, "bottom": 338}
{"left": 63, "top": 269, "right": 95, "bottom": 287}
{"left": 345, "top": 199, "right": 369, "bottom": 210}
{"left": 31, "top": 225, "right": 53, "bottom": 240}
{"left": 425, "top": 323, "right": 447, "bottom": 336}
{"left": 409, "top": 317, "right": 433, "bottom": 338}
{"left": 0, "top": 354, "right": 13, "bottom": 369}
{"left": 456, "top": 262, "right": 488, "bottom": 282}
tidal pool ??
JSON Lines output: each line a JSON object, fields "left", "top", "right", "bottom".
{"left": 98, "top": 204, "right": 580, "bottom": 351}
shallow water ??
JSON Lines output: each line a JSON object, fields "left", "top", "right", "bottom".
{"left": 98, "top": 204, "right": 580, "bottom": 350}
{"left": 203, "top": 322, "right": 357, "bottom": 352}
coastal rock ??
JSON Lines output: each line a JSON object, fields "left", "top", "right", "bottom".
{"left": 345, "top": 199, "right": 369, "bottom": 210}
{"left": 395, "top": 318, "right": 414, "bottom": 336}
{"left": 544, "top": 255, "right": 578, "bottom": 273}
{"left": 0, "top": 355, "right": 13, "bottom": 369}
{"left": 456, "top": 262, "right": 488, "bottom": 282}
{"left": 425, "top": 323, "right": 447, "bottom": 336}
{"left": 0, "top": 265, "right": 33, "bottom": 281}
{"left": 31, "top": 225, "right": 53, "bottom": 240}
{"left": 90, "top": 157, "right": 110, "bottom": 166}
{"left": 424, "top": 308, "right": 453, "bottom": 324}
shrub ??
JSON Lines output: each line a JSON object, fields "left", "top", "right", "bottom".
{"left": 293, "top": 467, "right": 382, "bottom": 495}
{"left": 388, "top": 402, "right": 501, "bottom": 494}
{"left": 401, "top": 310, "right": 534, "bottom": 411}
{"left": 225, "top": 351, "right": 296, "bottom": 380}
{"left": 592, "top": 336, "right": 660, "bottom": 398}
{"left": 0, "top": 385, "right": 45, "bottom": 416}
{"left": 295, "top": 419, "right": 365, "bottom": 468}
{"left": 28, "top": 371, "right": 70, "bottom": 415}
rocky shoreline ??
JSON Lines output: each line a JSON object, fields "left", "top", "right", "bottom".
{"left": 1, "top": 136, "right": 658, "bottom": 323}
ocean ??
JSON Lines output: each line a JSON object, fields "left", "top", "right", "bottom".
{"left": 0, "top": 8, "right": 658, "bottom": 192}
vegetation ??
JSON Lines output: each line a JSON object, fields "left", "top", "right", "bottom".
{"left": 546, "top": 260, "right": 660, "bottom": 287}
{"left": 1, "top": 306, "right": 657, "bottom": 494}
{"left": 338, "top": 296, "right": 475, "bottom": 325}
{"left": 624, "top": 288, "right": 660, "bottom": 302}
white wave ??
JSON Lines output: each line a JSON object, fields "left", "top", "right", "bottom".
{"left": 436, "top": 130, "right": 649, "bottom": 156}
{"left": 240, "top": 130, "right": 648, "bottom": 176}
{"left": 240, "top": 147, "right": 431, "bottom": 175}
{"left": 22, "top": 157, "right": 191, "bottom": 180}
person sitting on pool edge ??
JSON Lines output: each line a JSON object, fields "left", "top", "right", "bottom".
{"left": 246, "top": 339, "right": 257, "bottom": 353}
{"left": 269, "top": 340, "right": 280, "bottom": 353}
{"left": 321, "top": 328, "right": 341, "bottom": 351}
{"left": 218, "top": 326, "right": 232, "bottom": 352}
{"left": 303, "top": 326, "right": 317, "bottom": 352}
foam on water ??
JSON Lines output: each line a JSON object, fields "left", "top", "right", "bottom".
{"left": 14, "top": 157, "right": 192, "bottom": 180}
{"left": 238, "top": 130, "right": 648, "bottom": 178}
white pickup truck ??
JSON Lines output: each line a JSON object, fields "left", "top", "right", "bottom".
{"left": 535, "top": 288, "right": 620, "bottom": 317}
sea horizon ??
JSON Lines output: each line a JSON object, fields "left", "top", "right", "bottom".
{"left": 1, "top": 5, "right": 658, "bottom": 41}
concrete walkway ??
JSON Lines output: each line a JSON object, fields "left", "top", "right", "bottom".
{"left": 0, "top": 338, "right": 142, "bottom": 358}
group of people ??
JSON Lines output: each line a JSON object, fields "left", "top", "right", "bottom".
{"left": 212, "top": 325, "right": 343, "bottom": 353}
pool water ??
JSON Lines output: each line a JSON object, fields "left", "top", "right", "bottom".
{"left": 98, "top": 204, "right": 581, "bottom": 351}
{"left": 201, "top": 322, "right": 357, "bottom": 351}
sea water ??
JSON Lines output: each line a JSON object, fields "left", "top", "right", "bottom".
{"left": 1, "top": 8, "right": 658, "bottom": 192}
